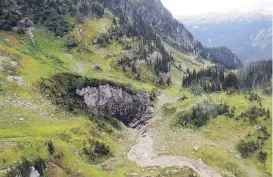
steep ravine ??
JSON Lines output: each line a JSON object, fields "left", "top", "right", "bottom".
{"left": 127, "top": 94, "right": 222, "bottom": 177}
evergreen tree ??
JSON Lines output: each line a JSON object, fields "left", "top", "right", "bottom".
{"left": 47, "top": 140, "right": 55, "bottom": 155}
{"left": 112, "top": 17, "right": 117, "bottom": 25}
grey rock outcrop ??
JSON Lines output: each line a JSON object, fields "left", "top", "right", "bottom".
{"left": 29, "top": 166, "right": 40, "bottom": 177}
{"left": 105, "top": 0, "right": 198, "bottom": 53}
{"left": 18, "top": 18, "right": 34, "bottom": 29}
{"left": 76, "top": 84, "right": 152, "bottom": 128}
{"left": 104, "top": 0, "right": 242, "bottom": 68}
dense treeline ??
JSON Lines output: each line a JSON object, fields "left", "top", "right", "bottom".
{"left": 118, "top": 12, "right": 173, "bottom": 74}
{"left": 182, "top": 60, "right": 272, "bottom": 92}
{"left": 0, "top": 0, "right": 105, "bottom": 36}
{"left": 118, "top": 36, "right": 172, "bottom": 76}
{"left": 108, "top": 8, "right": 173, "bottom": 83}
{"left": 182, "top": 65, "right": 237, "bottom": 92}
{"left": 237, "top": 60, "right": 272, "bottom": 89}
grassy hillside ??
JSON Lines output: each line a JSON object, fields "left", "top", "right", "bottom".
{"left": 0, "top": 4, "right": 271, "bottom": 177}
{"left": 164, "top": 42, "right": 213, "bottom": 85}
{"left": 153, "top": 91, "right": 272, "bottom": 177}
{"left": 0, "top": 13, "right": 208, "bottom": 176}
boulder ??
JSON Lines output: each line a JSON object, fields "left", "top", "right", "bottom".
{"left": 7, "top": 76, "right": 24, "bottom": 86}
{"left": 194, "top": 146, "right": 199, "bottom": 151}
{"left": 210, "top": 142, "right": 216, "bottom": 146}
{"left": 235, "top": 154, "right": 241, "bottom": 159}
{"left": 18, "top": 18, "right": 34, "bottom": 28}
{"left": 142, "top": 174, "right": 152, "bottom": 177}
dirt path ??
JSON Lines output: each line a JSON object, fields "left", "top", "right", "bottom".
{"left": 127, "top": 94, "right": 222, "bottom": 177}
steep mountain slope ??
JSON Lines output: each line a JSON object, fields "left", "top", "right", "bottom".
{"left": 105, "top": 0, "right": 197, "bottom": 53}
{"left": 0, "top": 0, "right": 271, "bottom": 177}
{"left": 0, "top": 0, "right": 242, "bottom": 69}
{"left": 104, "top": 0, "right": 242, "bottom": 68}
{"left": 180, "top": 10, "right": 272, "bottom": 64}
{"left": 0, "top": 0, "right": 210, "bottom": 176}
{"left": 200, "top": 47, "right": 242, "bottom": 69}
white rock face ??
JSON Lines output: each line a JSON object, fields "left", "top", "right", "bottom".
{"left": 76, "top": 84, "right": 151, "bottom": 127}
{"left": 10, "top": 61, "right": 18, "bottom": 67}
{"left": 7, "top": 76, "right": 24, "bottom": 86}
{"left": 235, "top": 154, "right": 241, "bottom": 159}
{"left": 29, "top": 166, "right": 40, "bottom": 177}
{"left": 98, "top": 85, "right": 112, "bottom": 105}
{"left": 26, "top": 29, "right": 35, "bottom": 44}
{"left": 83, "top": 87, "right": 99, "bottom": 107}
{"left": 147, "top": 51, "right": 162, "bottom": 61}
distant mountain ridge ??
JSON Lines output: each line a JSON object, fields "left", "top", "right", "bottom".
{"left": 179, "top": 9, "right": 271, "bottom": 24}
{"left": 178, "top": 10, "right": 272, "bottom": 64}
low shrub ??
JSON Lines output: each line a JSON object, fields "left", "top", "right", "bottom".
{"left": 83, "top": 139, "right": 110, "bottom": 161}
{"left": 248, "top": 92, "right": 261, "bottom": 101}
{"left": 64, "top": 35, "right": 79, "bottom": 50}
{"left": 58, "top": 132, "right": 72, "bottom": 143}
{"left": 238, "top": 105, "right": 268, "bottom": 123}
{"left": 102, "top": 115, "right": 121, "bottom": 130}
{"left": 237, "top": 140, "right": 259, "bottom": 158}
{"left": 258, "top": 151, "right": 267, "bottom": 163}
{"left": 237, "top": 126, "right": 271, "bottom": 159}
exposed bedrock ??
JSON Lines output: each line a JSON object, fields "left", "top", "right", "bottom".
{"left": 40, "top": 74, "right": 153, "bottom": 127}
{"left": 76, "top": 84, "right": 152, "bottom": 128}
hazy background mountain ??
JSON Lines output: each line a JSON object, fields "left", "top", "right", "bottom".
{"left": 178, "top": 10, "right": 272, "bottom": 65}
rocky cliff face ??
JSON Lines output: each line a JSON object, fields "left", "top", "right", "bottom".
{"left": 40, "top": 73, "right": 152, "bottom": 128}
{"left": 105, "top": 0, "right": 241, "bottom": 68}
{"left": 76, "top": 85, "right": 152, "bottom": 128}
{"left": 105, "top": 0, "right": 198, "bottom": 53}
